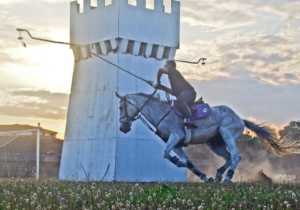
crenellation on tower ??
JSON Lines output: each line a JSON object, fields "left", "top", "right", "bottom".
{"left": 169, "top": 47, "right": 176, "bottom": 58}
{"left": 104, "top": 0, "right": 113, "bottom": 6}
{"left": 133, "top": 41, "right": 141, "bottom": 56}
{"left": 71, "top": 0, "right": 180, "bottom": 60}
{"left": 99, "top": 41, "right": 108, "bottom": 55}
{"left": 72, "top": 38, "right": 175, "bottom": 62}
{"left": 154, "top": 0, "right": 164, "bottom": 12}
{"left": 83, "top": 0, "right": 91, "bottom": 11}
{"left": 119, "top": 39, "right": 129, "bottom": 53}
{"left": 171, "top": 0, "right": 179, "bottom": 16}
{"left": 71, "top": 1, "right": 80, "bottom": 14}
{"left": 96, "top": 0, "right": 105, "bottom": 7}
{"left": 157, "top": 45, "right": 165, "bottom": 59}
{"left": 76, "top": 0, "right": 179, "bottom": 14}
{"left": 80, "top": 45, "right": 91, "bottom": 59}
{"left": 136, "top": 0, "right": 146, "bottom": 8}
{"left": 71, "top": 0, "right": 179, "bottom": 47}
{"left": 90, "top": 0, "right": 97, "bottom": 8}
{"left": 145, "top": 43, "right": 153, "bottom": 57}
{"left": 150, "top": 44, "right": 158, "bottom": 58}
{"left": 128, "top": 0, "right": 137, "bottom": 6}
{"left": 94, "top": 43, "right": 102, "bottom": 55}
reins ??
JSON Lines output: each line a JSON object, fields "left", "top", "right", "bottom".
{"left": 122, "top": 89, "right": 158, "bottom": 122}
{"left": 122, "top": 90, "right": 173, "bottom": 135}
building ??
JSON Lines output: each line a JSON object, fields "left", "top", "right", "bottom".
{"left": 0, "top": 124, "right": 62, "bottom": 178}
{"left": 59, "top": 0, "right": 186, "bottom": 181}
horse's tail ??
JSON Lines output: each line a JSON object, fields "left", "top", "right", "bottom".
{"left": 244, "top": 120, "right": 300, "bottom": 156}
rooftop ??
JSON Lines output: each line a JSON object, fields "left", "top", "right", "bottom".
{"left": 0, "top": 124, "right": 58, "bottom": 137}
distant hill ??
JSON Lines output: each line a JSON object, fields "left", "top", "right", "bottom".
{"left": 0, "top": 124, "right": 62, "bottom": 178}
{"left": 0, "top": 124, "right": 58, "bottom": 139}
{"left": 279, "top": 121, "right": 300, "bottom": 140}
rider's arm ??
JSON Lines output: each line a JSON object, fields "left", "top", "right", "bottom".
{"left": 156, "top": 68, "right": 175, "bottom": 95}
{"left": 156, "top": 68, "right": 168, "bottom": 84}
{"left": 156, "top": 84, "right": 175, "bottom": 96}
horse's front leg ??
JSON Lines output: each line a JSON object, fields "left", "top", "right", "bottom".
{"left": 173, "top": 147, "right": 212, "bottom": 182}
{"left": 164, "top": 133, "right": 184, "bottom": 161}
{"left": 164, "top": 133, "right": 208, "bottom": 182}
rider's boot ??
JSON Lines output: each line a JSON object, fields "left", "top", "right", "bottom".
{"left": 181, "top": 102, "right": 197, "bottom": 128}
{"left": 184, "top": 118, "right": 197, "bottom": 129}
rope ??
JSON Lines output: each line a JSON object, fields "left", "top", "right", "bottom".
{"left": 17, "top": 28, "right": 154, "bottom": 87}
{"left": 16, "top": 28, "right": 207, "bottom": 87}
{"left": 125, "top": 89, "right": 172, "bottom": 136}
{"left": 13, "top": 28, "right": 165, "bottom": 142}
{"left": 91, "top": 53, "right": 153, "bottom": 86}
{"left": 139, "top": 115, "right": 156, "bottom": 133}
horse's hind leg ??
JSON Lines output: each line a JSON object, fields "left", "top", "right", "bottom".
{"left": 219, "top": 124, "right": 244, "bottom": 183}
{"left": 207, "top": 134, "right": 231, "bottom": 182}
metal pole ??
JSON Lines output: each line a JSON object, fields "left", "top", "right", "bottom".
{"left": 16, "top": 28, "right": 207, "bottom": 82}
{"left": 36, "top": 123, "right": 41, "bottom": 180}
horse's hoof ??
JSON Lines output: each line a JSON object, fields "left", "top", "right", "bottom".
{"left": 200, "top": 175, "right": 208, "bottom": 182}
{"left": 223, "top": 179, "right": 233, "bottom": 185}
{"left": 215, "top": 175, "right": 222, "bottom": 183}
{"left": 207, "top": 177, "right": 214, "bottom": 183}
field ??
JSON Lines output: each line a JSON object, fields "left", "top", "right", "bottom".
{"left": 0, "top": 179, "right": 299, "bottom": 210}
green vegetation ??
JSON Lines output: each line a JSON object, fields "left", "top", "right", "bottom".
{"left": 0, "top": 179, "right": 299, "bottom": 209}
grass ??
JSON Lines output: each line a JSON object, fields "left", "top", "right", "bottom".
{"left": 0, "top": 179, "right": 299, "bottom": 209}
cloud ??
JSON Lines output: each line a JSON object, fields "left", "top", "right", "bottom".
{"left": 0, "top": 0, "right": 69, "bottom": 4}
{"left": 0, "top": 89, "right": 69, "bottom": 120}
{"left": 0, "top": 0, "right": 299, "bottom": 128}
{"left": 0, "top": 0, "right": 74, "bottom": 92}
{"left": 178, "top": 32, "right": 300, "bottom": 86}
{"left": 181, "top": 1, "right": 255, "bottom": 30}
{"left": 190, "top": 74, "right": 300, "bottom": 125}
{"left": 0, "top": 0, "right": 69, "bottom": 47}
{"left": 0, "top": 52, "right": 24, "bottom": 64}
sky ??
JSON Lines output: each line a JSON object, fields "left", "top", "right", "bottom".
{"left": 0, "top": 0, "right": 299, "bottom": 137}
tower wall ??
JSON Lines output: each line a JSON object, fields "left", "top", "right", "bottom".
{"left": 59, "top": 0, "right": 186, "bottom": 181}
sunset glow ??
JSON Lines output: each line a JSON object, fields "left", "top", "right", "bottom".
{"left": 0, "top": 0, "right": 299, "bottom": 137}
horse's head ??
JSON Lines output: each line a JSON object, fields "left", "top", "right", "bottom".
{"left": 115, "top": 92, "right": 140, "bottom": 134}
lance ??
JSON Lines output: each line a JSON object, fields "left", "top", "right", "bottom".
{"left": 16, "top": 28, "right": 207, "bottom": 87}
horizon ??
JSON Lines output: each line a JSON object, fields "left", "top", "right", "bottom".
{"left": 0, "top": 0, "right": 299, "bottom": 137}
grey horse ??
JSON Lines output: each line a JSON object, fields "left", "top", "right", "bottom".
{"left": 116, "top": 92, "right": 300, "bottom": 183}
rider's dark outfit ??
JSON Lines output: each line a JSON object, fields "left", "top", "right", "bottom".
{"left": 157, "top": 68, "right": 196, "bottom": 118}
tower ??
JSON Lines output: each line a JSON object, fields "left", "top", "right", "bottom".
{"left": 59, "top": 0, "right": 186, "bottom": 181}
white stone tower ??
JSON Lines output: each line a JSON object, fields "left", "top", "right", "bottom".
{"left": 59, "top": 0, "right": 186, "bottom": 181}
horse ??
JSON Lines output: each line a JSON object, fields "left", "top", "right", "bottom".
{"left": 115, "top": 92, "right": 300, "bottom": 183}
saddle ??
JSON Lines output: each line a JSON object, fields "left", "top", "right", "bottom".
{"left": 173, "top": 98, "right": 211, "bottom": 145}
{"left": 189, "top": 102, "right": 211, "bottom": 121}
{"left": 173, "top": 97, "right": 211, "bottom": 121}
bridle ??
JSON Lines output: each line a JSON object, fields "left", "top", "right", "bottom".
{"left": 119, "top": 90, "right": 172, "bottom": 134}
{"left": 120, "top": 90, "right": 157, "bottom": 124}
{"left": 121, "top": 96, "right": 140, "bottom": 122}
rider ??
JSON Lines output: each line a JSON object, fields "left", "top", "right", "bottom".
{"left": 155, "top": 60, "right": 197, "bottom": 120}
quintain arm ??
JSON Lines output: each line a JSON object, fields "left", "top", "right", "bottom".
{"left": 16, "top": 28, "right": 74, "bottom": 46}
{"left": 175, "top": 57, "right": 207, "bottom": 65}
